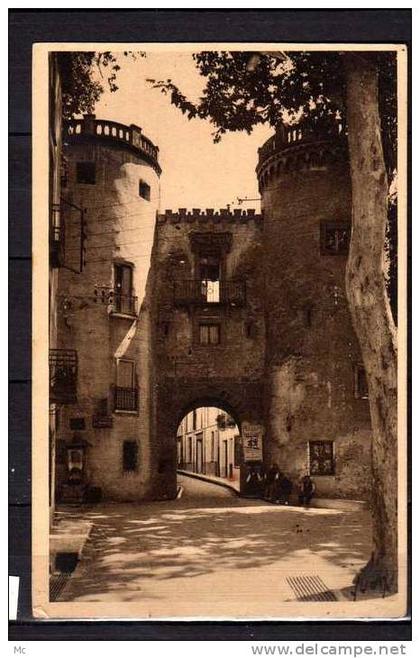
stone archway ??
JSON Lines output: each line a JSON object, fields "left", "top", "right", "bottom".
{"left": 176, "top": 397, "right": 241, "bottom": 483}
{"left": 152, "top": 379, "right": 264, "bottom": 499}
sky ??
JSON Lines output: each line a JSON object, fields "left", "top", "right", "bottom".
{"left": 94, "top": 51, "right": 273, "bottom": 213}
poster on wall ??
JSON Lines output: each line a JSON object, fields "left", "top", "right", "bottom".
{"left": 242, "top": 422, "right": 264, "bottom": 461}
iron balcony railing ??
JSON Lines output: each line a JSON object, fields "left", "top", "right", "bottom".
{"left": 113, "top": 386, "right": 138, "bottom": 412}
{"left": 49, "top": 349, "right": 78, "bottom": 404}
{"left": 111, "top": 292, "right": 138, "bottom": 316}
{"left": 173, "top": 279, "right": 246, "bottom": 307}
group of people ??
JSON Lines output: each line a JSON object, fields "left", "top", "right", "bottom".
{"left": 245, "top": 462, "right": 315, "bottom": 506}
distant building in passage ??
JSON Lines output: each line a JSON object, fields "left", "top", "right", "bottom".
{"left": 177, "top": 407, "right": 240, "bottom": 484}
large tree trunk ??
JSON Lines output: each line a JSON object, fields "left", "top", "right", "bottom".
{"left": 344, "top": 54, "right": 398, "bottom": 594}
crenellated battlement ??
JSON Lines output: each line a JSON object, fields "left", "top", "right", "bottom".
{"left": 157, "top": 208, "right": 263, "bottom": 225}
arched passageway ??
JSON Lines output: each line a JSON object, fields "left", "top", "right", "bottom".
{"left": 153, "top": 380, "right": 264, "bottom": 500}
{"left": 176, "top": 403, "right": 241, "bottom": 488}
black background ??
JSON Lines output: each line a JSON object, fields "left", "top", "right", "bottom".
{"left": 9, "top": 8, "right": 411, "bottom": 642}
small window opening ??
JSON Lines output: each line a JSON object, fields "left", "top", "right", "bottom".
{"left": 69, "top": 417, "right": 86, "bottom": 430}
{"left": 76, "top": 161, "right": 96, "bottom": 185}
{"left": 123, "top": 441, "right": 138, "bottom": 472}
{"left": 321, "top": 221, "right": 350, "bottom": 255}
{"left": 139, "top": 179, "right": 151, "bottom": 201}
{"left": 354, "top": 364, "right": 369, "bottom": 399}
{"left": 199, "top": 323, "right": 220, "bottom": 346}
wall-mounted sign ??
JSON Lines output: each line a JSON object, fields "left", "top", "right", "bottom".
{"left": 92, "top": 415, "right": 113, "bottom": 429}
{"left": 242, "top": 422, "right": 264, "bottom": 461}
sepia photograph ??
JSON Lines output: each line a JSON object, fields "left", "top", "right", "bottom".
{"left": 31, "top": 42, "right": 407, "bottom": 620}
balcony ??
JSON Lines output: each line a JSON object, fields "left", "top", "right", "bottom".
{"left": 111, "top": 292, "right": 138, "bottom": 317}
{"left": 49, "top": 349, "right": 78, "bottom": 404}
{"left": 173, "top": 279, "right": 246, "bottom": 307}
{"left": 113, "top": 386, "right": 138, "bottom": 412}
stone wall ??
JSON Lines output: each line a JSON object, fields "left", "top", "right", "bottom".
{"left": 54, "top": 116, "right": 374, "bottom": 504}
{"left": 258, "top": 129, "right": 372, "bottom": 500}
{"left": 55, "top": 126, "right": 160, "bottom": 501}
{"left": 150, "top": 210, "right": 266, "bottom": 498}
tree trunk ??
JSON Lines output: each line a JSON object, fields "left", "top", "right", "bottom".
{"left": 344, "top": 54, "right": 398, "bottom": 594}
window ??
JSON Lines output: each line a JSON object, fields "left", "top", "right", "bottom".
{"left": 139, "top": 179, "right": 151, "bottom": 201}
{"left": 245, "top": 321, "right": 256, "bottom": 339}
{"left": 76, "top": 161, "right": 96, "bottom": 185}
{"left": 309, "top": 441, "right": 334, "bottom": 476}
{"left": 69, "top": 417, "right": 85, "bottom": 430}
{"left": 96, "top": 398, "right": 108, "bottom": 417}
{"left": 114, "top": 263, "right": 136, "bottom": 314}
{"left": 321, "top": 221, "right": 350, "bottom": 255}
{"left": 177, "top": 437, "right": 183, "bottom": 466}
{"left": 188, "top": 436, "right": 193, "bottom": 463}
{"left": 123, "top": 441, "right": 138, "bottom": 472}
{"left": 193, "top": 409, "right": 197, "bottom": 431}
{"left": 116, "top": 359, "right": 135, "bottom": 388}
{"left": 199, "top": 323, "right": 220, "bottom": 346}
{"left": 211, "top": 431, "right": 216, "bottom": 461}
{"left": 303, "top": 305, "right": 313, "bottom": 328}
{"left": 198, "top": 256, "right": 221, "bottom": 303}
{"left": 354, "top": 364, "right": 369, "bottom": 399}
{"left": 114, "top": 360, "right": 137, "bottom": 411}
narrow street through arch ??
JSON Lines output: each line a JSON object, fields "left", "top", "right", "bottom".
{"left": 55, "top": 475, "right": 374, "bottom": 616}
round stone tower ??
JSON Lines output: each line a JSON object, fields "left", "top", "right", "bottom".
{"left": 55, "top": 114, "right": 161, "bottom": 502}
{"left": 257, "top": 122, "right": 373, "bottom": 500}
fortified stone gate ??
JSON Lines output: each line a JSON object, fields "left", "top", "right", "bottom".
{"left": 150, "top": 209, "right": 266, "bottom": 499}
{"left": 53, "top": 114, "right": 373, "bottom": 505}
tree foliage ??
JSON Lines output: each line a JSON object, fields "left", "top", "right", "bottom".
{"left": 150, "top": 50, "right": 398, "bottom": 319}
{"left": 57, "top": 51, "right": 141, "bottom": 119}
{"left": 150, "top": 51, "right": 397, "bottom": 177}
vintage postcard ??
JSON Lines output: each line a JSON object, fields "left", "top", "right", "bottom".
{"left": 32, "top": 42, "right": 408, "bottom": 619}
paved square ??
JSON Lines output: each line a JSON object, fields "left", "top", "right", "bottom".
{"left": 56, "top": 476, "right": 372, "bottom": 616}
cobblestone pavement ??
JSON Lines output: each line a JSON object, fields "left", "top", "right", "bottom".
{"left": 57, "top": 475, "right": 374, "bottom": 616}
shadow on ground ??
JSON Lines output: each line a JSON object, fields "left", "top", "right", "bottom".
{"left": 55, "top": 478, "right": 372, "bottom": 603}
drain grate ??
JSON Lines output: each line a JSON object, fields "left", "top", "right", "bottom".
{"left": 49, "top": 573, "right": 72, "bottom": 602}
{"left": 286, "top": 575, "right": 337, "bottom": 602}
